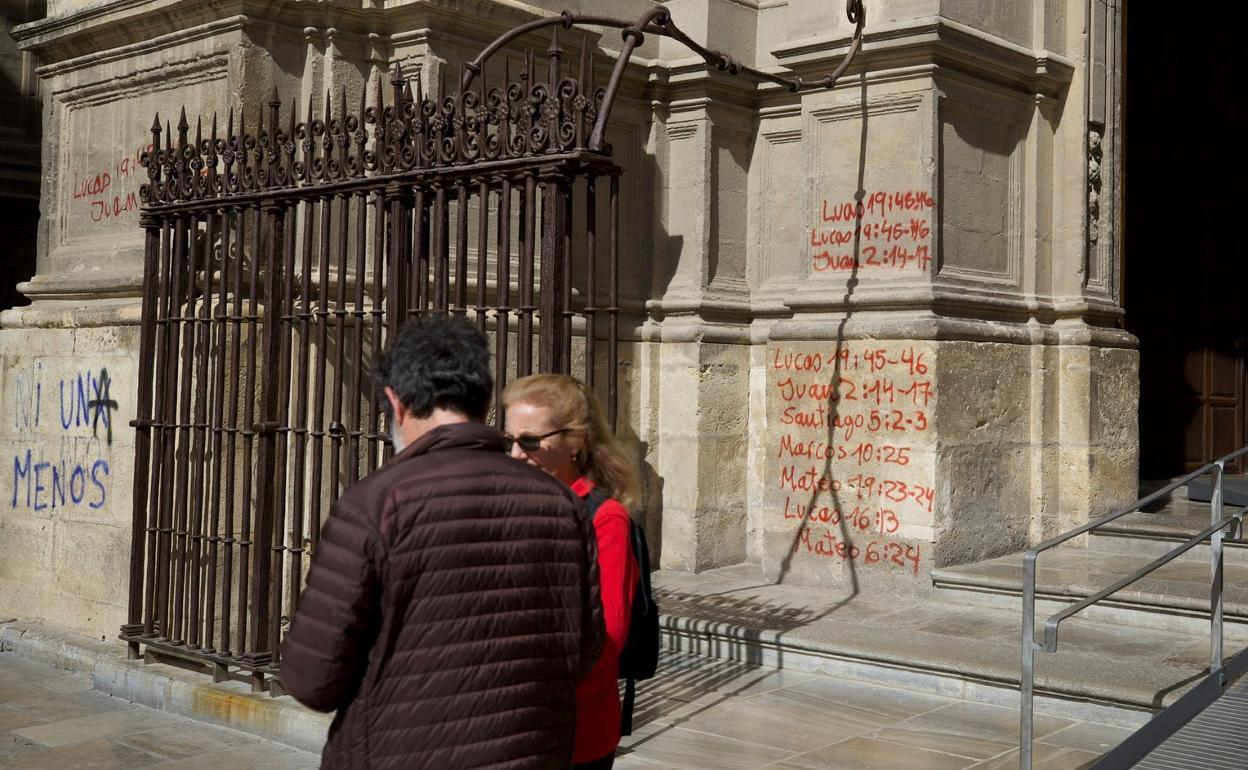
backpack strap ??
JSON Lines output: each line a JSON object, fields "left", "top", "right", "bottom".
{"left": 620, "top": 677, "right": 637, "bottom": 736}
{"left": 582, "top": 485, "right": 643, "bottom": 737}
{"left": 583, "top": 487, "right": 610, "bottom": 519}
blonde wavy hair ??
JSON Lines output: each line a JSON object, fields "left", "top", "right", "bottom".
{"left": 501, "top": 374, "right": 641, "bottom": 511}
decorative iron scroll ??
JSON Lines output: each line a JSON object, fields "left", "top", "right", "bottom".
{"left": 141, "top": 54, "right": 605, "bottom": 205}
{"left": 140, "top": 0, "right": 867, "bottom": 205}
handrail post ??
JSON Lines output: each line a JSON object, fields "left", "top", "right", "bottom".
{"left": 1211, "top": 461, "right": 1226, "bottom": 679}
{"left": 1021, "top": 550, "right": 1037, "bottom": 770}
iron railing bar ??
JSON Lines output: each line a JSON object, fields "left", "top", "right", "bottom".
{"left": 1021, "top": 444, "right": 1248, "bottom": 770}
{"left": 140, "top": 219, "right": 172, "bottom": 640}
{"left": 494, "top": 178, "right": 511, "bottom": 429}
{"left": 187, "top": 213, "right": 214, "bottom": 650}
{"left": 203, "top": 208, "right": 230, "bottom": 654}
{"left": 288, "top": 197, "right": 315, "bottom": 619}
{"left": 139, "top": 153, "right": 620, "bottom": 216}
{"left": 346, "top": 192, "right": 369, "bottom": 486}
{"left": 268, "top": 201, "right": 297, "bottom": 664}
{"left": 220, "top": 206, "right": 244, "bottom": 656}
{"left": 1038, "top": 508, "right": 1248, "bottom": 653}
{"left": 366, "top": 191, "right": 386, "bottom": 474}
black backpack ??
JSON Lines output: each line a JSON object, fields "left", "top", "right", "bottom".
{"left": 585, "top": 489, "right": 659, "bottom": 736}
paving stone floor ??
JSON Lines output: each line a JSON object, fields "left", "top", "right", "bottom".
{"left": 615, "top": 650, "right": 1133, "bottom": 769}
{"left": 0, "top": 651, "right": 319, "bottom": 769}
{"left": 1, "top": 647, "right": 1131, "bottom": 769}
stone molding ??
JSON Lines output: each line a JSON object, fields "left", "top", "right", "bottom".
{"left": 10, "top": 0, "right": 1097, "bottom": 340}
{"left": 770, "top": 16, "right": 1075, "bottom": 100}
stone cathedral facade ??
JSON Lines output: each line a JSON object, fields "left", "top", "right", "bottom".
{"left": 0, "top": 0, "right": 1137, "bottom": 640}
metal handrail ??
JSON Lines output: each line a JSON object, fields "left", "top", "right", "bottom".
{"left": 1020, "top": 445, "right": 1248, "bottom": 770}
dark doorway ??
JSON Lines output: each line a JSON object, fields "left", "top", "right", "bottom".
{"left": 0, "top": 1, "right": 44, "bottom": 312}
{"left": 1124, "top": 1, "right": 1247, "bottom": 477}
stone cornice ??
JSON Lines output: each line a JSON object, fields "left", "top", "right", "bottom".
{"left": 13, "top": 0, "right": 557, "bottom": 63}
{"left": 770, "top": 16, "right": 1075, "bottom": 99}
{"left": 0, "top": 270, "right": 145, "bottom": 329}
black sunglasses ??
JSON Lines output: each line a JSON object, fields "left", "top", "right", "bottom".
{"left": 501, "top": 428, "right": 571, "bottom": 453}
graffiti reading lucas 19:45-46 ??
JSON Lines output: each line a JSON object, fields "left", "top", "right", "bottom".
{"left": 810, "top": 189, "right": 935, "bottom": 274}
{"left": 72, "top": 143, "right": 152, "bottom": 224}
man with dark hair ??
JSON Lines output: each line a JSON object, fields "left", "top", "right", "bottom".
{"left": 281, "top": 314, "right": 605, "bottom": 770}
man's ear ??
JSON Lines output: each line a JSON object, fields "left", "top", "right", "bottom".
{"left": 384, "top": 387, "right": 406, "bottom": 425}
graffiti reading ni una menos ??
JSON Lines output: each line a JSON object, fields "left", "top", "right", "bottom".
{"left": 10, "top": 367, "right": 115, "bottom": 512}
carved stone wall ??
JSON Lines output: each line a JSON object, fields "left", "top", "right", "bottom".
{"left": 0, "top": 0, "right": 1135, "bottom": 637}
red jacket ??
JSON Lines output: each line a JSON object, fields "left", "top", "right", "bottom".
{"left": 571, "top": 477, "right": 639, "bottom": 763}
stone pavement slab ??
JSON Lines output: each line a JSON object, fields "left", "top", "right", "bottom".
{"left": 2, "top": 625, "right": 1129, "bottom": 769}
{"left": 616, "top": 649, "right": 1131, "bottom": 770}
{"left": 656, "top": 563, "right": 1213, "bottom": 715}
{"left": 0, "top": 651, "right": 317, "bottom": 769}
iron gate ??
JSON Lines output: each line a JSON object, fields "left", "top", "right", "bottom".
{"left": 119, "top": 3, "right": 866, "bottom": 692}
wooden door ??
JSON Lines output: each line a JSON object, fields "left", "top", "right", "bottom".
{"left": 1125, "top": 0, "right": 1248, "bottom": 476}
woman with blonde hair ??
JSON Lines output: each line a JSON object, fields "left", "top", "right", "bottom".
{"left": 501, "top": 374, "right": 641, "bottom": 770}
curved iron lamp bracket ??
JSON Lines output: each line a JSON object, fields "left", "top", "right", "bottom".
{"left": 460, "top": 1, "right": 867, "bottom": 152}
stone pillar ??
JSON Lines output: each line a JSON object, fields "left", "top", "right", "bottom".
{"left": 752, "top": 0, "right": 1138, "bottom": 588}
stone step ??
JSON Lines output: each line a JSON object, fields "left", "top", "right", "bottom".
{"left": 931, "top": 545, "right": 1248, "bottom": 641}
{"left": 1090, "top": 527, "right": 1248, "bottom": 566}
{"left": 1087, "top": 488, "right": 1248, "bottom": 565}
{"left": 653, "top": 563, "right": 1217, "bottom": 730}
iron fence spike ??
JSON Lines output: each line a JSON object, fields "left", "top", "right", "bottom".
{"left": 578, "top": 42, "right": 587, "bottom": 90}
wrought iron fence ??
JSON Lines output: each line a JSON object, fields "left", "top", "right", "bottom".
{"left": 119, "top": 43, "right": 626, "bottom": 689}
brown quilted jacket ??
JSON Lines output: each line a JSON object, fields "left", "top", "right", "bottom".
{"left": 280, "top": 422, "right": 605, "bottom": 769}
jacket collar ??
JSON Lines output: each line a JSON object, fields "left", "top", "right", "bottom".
{"left": 392, "top": 422, "right": 506, "bottom": 462}
{"left": 570, "top": 476, "right": 595, "bottom": 498}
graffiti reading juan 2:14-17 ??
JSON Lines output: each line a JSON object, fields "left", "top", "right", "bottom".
{"left": 810, "top": 189, "right": 935, "bottom": 274}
